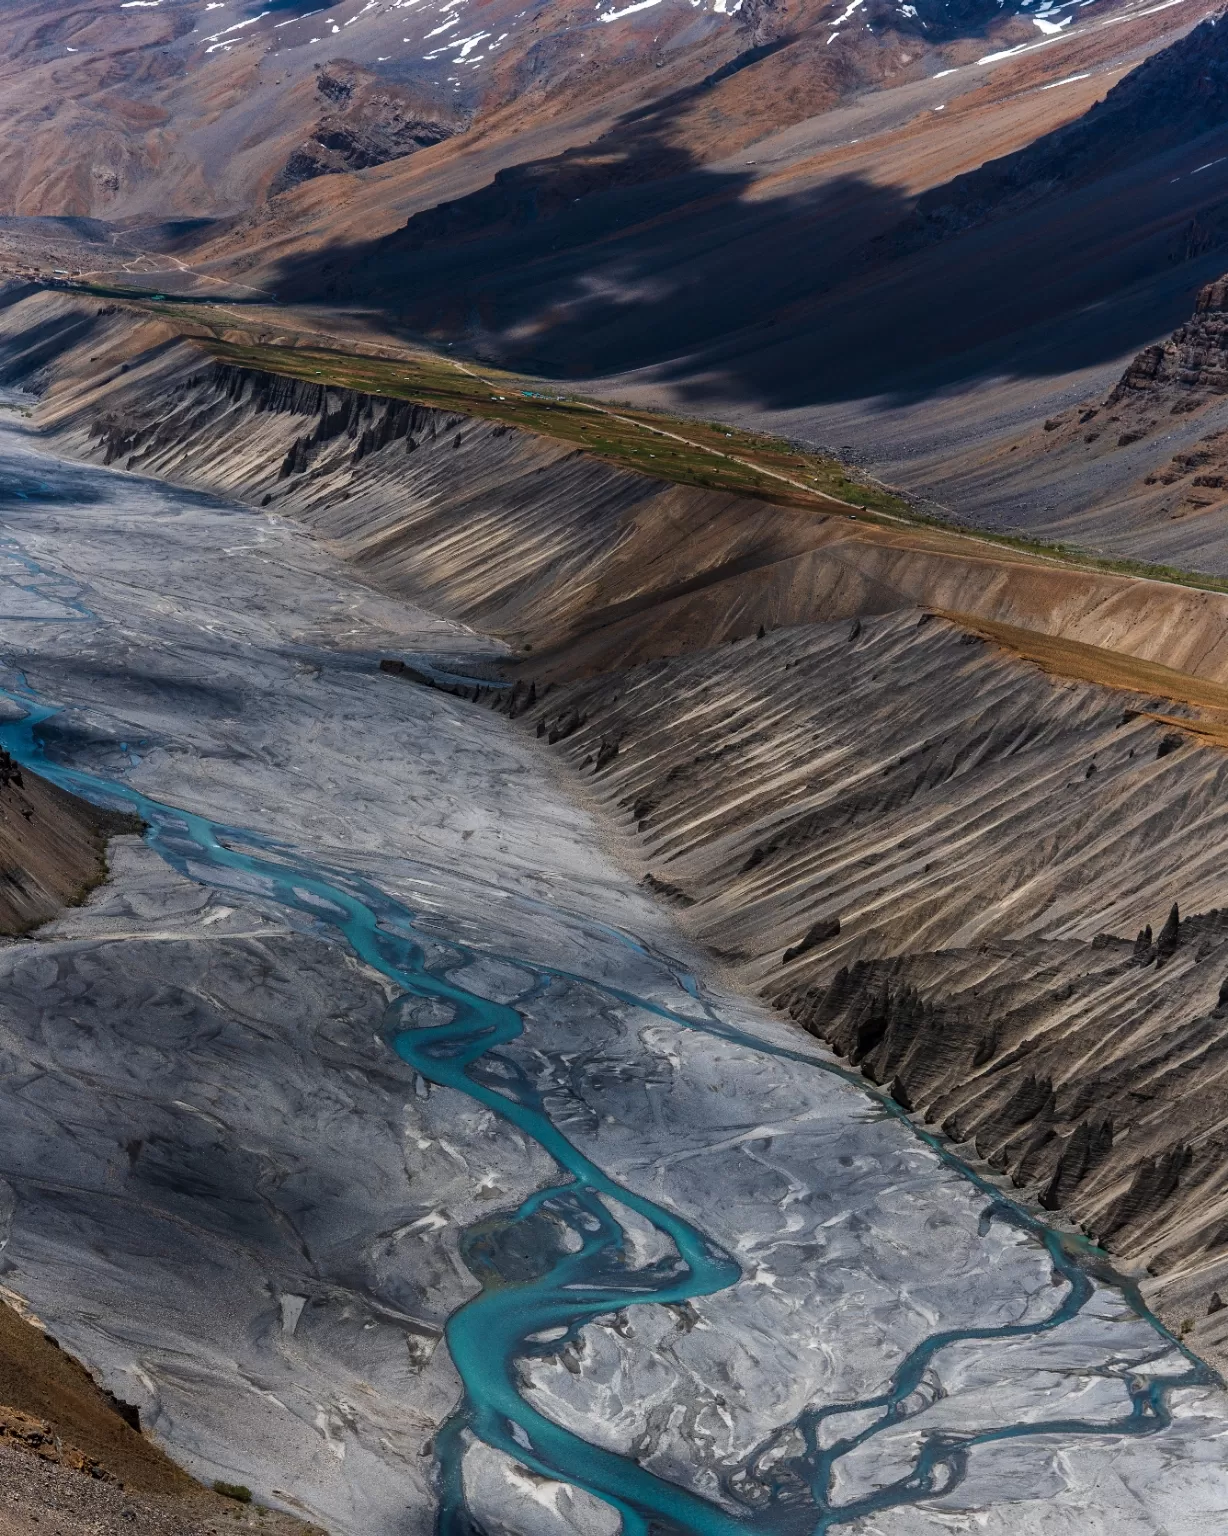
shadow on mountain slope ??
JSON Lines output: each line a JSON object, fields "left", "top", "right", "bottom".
{"left": 271, "top": 110, "right": 914, "bottom": 378}
{"left": 267, "top": 12, "right": 1228, "bottom": 410}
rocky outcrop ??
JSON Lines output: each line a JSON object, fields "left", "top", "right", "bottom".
{"left": 775, "top": 914, "right": 1228, "bottom": 1269}
{"left": 87, "top": 363, "right": 453, "bottom": 481}
{"left": 1001, "top": 274, "right": 1228, "bottom": 534}
{"left": 1109, "top": 276, "right": 1228, "bottom": 405}
{"left": 270, "top": 64, "right": 464, "bottom": 197}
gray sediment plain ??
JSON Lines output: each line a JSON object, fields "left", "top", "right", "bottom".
{"left": 0, "top": 407, "right": 1225, "bottom": 1535}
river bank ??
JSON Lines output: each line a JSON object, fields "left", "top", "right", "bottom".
{"left": 0, "top": 368, "right": 1223, "bottom": 1534}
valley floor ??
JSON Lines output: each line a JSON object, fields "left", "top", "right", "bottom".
{"left": 0, "top": 381, "right": 1225, "bottom": 1534}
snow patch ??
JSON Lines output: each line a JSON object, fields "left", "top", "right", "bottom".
{"left": 598, "top": 0, "right": 662, "bottom": 20}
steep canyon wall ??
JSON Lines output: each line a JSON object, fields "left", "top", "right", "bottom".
{"left": 6, "top": 286, "right": 1228, "bottom": 1358}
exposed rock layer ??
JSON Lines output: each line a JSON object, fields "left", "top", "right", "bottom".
{"left": 10, "top": 287, "right": 1228, "bottom": 1362}
{"left": 270, "top": 66, "right": 464, "bottom": 198}
{"left": 488, "top": 611, "right": 1228, "bottom": 1355}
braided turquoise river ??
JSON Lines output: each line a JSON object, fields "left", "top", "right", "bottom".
{"left": 0, "top": 410, "right": 1224, "bottom": 1534}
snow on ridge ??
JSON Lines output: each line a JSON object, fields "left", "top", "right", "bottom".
{"left": 203, "top": 9, "right": 268, "bottom": 50}
{"left": 598, "top": 0, "right": 662, "bottom": 18}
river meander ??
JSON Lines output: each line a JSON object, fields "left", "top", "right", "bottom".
{"left": 0, "top": 408, "right": 1224, "bottom": 1534}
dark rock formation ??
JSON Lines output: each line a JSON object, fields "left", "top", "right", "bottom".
{"left": 1111, "top": 278, "right": 1228, "bottom": 405}
{"left": 782, "top": 916, "right": 840, "bottom": 964}
{"left": 1101, "top": 1146, "right": 1193, "bottom": 1240}
{"left": 271, "top": 64, "right": 463, "bottom": 196}
{"left": 0, "top": 748, "right": 24, "bottom": 791}
{"left": 378, "top": 657, "right": 437, "bottom": 688}
{"left": 1156, "top": 901, "right": 1182, "bottom": 963}
{"left": 1042, "top": 1118, "right": 1114, "bottom": 1211}
{"left": 86, "top": 364, "right": 461, "bottom": 484}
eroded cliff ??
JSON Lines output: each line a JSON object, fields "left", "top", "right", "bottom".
{"left": 10, "top": 285, "right": 1228, "bottom": 1363}
{"left": 0, "top": 746, "right": 137, "bottom": 935}
{"left": 487, "top": 611, "right": 1228, "bottom": 1355}
{"left": 16, "top": 287, "right": 1228, "bottom": 687}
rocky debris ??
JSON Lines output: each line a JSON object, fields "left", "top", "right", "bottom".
{"left": 0, "top": 1441, "right": 324, "bottom": 1536}
{"left": 270, "top": 64, "right": 463, "bottom": 197}
{"left": 770, "top": 901, "right": 1228, "bottom": 1275}
{"left": 502, "top": 679, "right": 537, "bottom": 719}
{"left": 0, "top": 1293, "right": 319, "bottom": 1534}
{"left": 785, "top": 964, "right": 950, "bottom": 1093}
{"left": 276, "top": 385, "right": 445, "bottom": 480}
{"left": 0, "top": 1407, "right": 113, "bottom": 1481}
{"left": 547, "top": 709, "right": 586, "bottom": 745}
{"left": 594, "top": 737, "right": 620, "bottom": 772}
{"left": 738, "top": 0, "right": 787, "bottom": 47}
{"left": 1040, "top": 277, "right": 1228, "bottom": 518}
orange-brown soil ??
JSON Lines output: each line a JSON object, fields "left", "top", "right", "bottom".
{"left": 0, "top": 759, "right": 139, "bottom": 936}
{"left": 0, "top": 1295, "right": 322, "bottom": 1535}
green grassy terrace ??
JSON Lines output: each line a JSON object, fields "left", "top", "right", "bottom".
{"left": 51, "top": 283, "right": 1228, "bottom": 603}
{"left": 195, "top": 335, "right": 1228, "bottom": 602}
{"left": 195, "top": 334, "right": 908, "bottom": 515}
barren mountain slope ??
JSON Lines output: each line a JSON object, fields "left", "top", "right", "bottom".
{"left": 489, "top": 609, "right": 1228, "bottom": 1360}
{"left": 893, "top": 270, "right": 1228, "bottom": 569}
{"left": 14, "top": 285, "right": 1228, "bottom": 1364}
{"left": 252, "top": 0, "right": 1219, "bottom": 377}
{"left": 0, "top": 0, "right": 1075, "bottom": 234}
{"left": 581, "top": 4, "right": 1228, "bottom": 498}
{"left": 14, "top": 285, "right": 1228, "bottom": 685}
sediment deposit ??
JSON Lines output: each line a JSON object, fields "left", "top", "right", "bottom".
{"left": 4, "top": 289, "right": 1228, "bottom": 1528}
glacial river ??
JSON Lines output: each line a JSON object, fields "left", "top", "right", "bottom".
{"left": 0, "top": 411, "right": 1224, "bottom": 1535}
